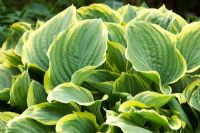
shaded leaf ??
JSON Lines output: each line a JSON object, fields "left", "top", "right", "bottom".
{"left": 113, "top": 72, "right": 150, "bottom": 96}
{"left": 9, "top": 71, "right": 31, "bottom": 110}
{"left": 0, "top": 66, "right": 18, "bottom": 101}
{"left": 27, "top": 80, "right": 47, "bottom": 107}
{"left": 106, "top": 23, "right": 126, "bottom": 47}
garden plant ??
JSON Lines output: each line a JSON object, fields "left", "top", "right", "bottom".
{"left": 0, "top": 3, "right": 200, "bottom": 133}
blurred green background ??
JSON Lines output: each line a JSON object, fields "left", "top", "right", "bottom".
{"left": 1, "top": 0, "right": 200, "bottom": 25}
{"left": 0, "top": 0, "right": 200, "bottom": 44}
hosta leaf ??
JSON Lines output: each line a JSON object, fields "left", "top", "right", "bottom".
{"left": 119, "top": 100, "right": 150, "bottom": 112}
{"left": 132, "top": 91, "right": 173, "bottom": 109}
{"left": 44, "top": 19, "right": 108, "bottom": 92}
{"left": 22, "top": 6, "right": 77, "bottom": 70}
{"left": 106, "top": 41, "right": 129, "bottom": 73}
{"left": 47, "top": 82, "right": 94, "bottom": 105}
{"left": 113, "top": 72, "right": 150, "bottom": 96}
{"left": 0, "top": 112, "right": 19, "bottom": 132}
{"left": 21, "top": 102, "right": 79, "bottom": 125}
{"left": 78, "top": 69, "right": 119, "bottom": 94}
{"left": 5, "top": 117, "right": 55, "bottom": 133}
{"left": 77, "top": 4, "right": 123, "bottom": 23}
{"left": 0, "top": 66, "right": 18, "bottom": 101}
{"left": 169, "top": 98, "right": 193, "bottom": 130}
{"left": 9, "top": 71, "right": 31, "bottom": 110}
{"left": 183, "top": 79, "right": 200, "bottom": 111}
{"left": 134, "top": 70, "right": 162, "bottom": 89}
{"left": 47, "top": 82, "right": 107, "bottom": 124}
{"left": 71, "top": 66, "right": 97, "bottom": 85}
{"left": 182, "top": 79, "right": 200, "bottom": 101}
{"left": 125, "top": 21, "right": 186, "bottom": 84}
{"left": 106, "top": 110, "right": 153, "bottom": 133}
{"left": 83, "top": 69, "right": 119, "bottom": 82}
{"left": 136, "top": 71, "right": 172, "bottom": 94}
{"left": 104, "top": 0, "right": 123, "bottom": 10}
{"left": 117, "top": 4, "right": 143, "bottom": 23}
{"left": 171, "top": 75, "right": 199, "bottom": 93}
{"left": 133, "top": 109, "right": 181, "bottom": 130}
{"left": 27, "top": 80, "right": 47, "bottom": 107}
{"left": 106, "top": 23, "right": 126, "bottom": 47}
{"left": 135, "top": 7, "right": 187, "bottom": 34}
{"left": 119, "top": 105, "right": 181, "bottom": 130}
{"left": 189, "top": 87, "right": 200, "bottom": 112}
{"left": 35, "top": 20, "right": 45, "bottom": 30}
{"left": 108, "top": 92, "right": 133, "bottom": 112}
{"left": 72, "top": 67, "right": 118, "bottom": 94}
{"left": 15, "top": 31, "right": 30, "bottom": 56}
{"left": 0, "top": 88, "right": 10, "bottom": 102}
{"left": 86, "top": 95, "right": 108, "bottom": 124}
{"left": 85, "top": 81, "right": 113, "bottom": 94}
{"left": 176, "top": 22, "right": 200, "bottom": 73}
{"left": 56, "top": 112, "right": 99, "bottom": 133}
{"left": 2, "top": 49, "right": 22, "bottom": 67}
{"left": 2, "top": 22, "right": 31, "bottom": 50}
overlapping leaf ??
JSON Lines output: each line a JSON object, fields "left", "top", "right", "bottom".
{"left": 44, "top": 19, "right": 108, "bottom": 92}
{"left": 21, "top": 102, "right": 79, "bottom": 125}
{"left": 2, "top": 22, "right": 31, "bottom": 50}
{"left": 0, "top": 4, "right": 200, "bottom": 133}
{"left": 117, "top": 4, "right": 143, "bottom": 23}
{"left": 183, "top": 79, "right": 200, "bottom": 111}
{"left": 106, "top": 110, "right": 153, "bottom": 133}
{"left": 9, "top": 71, "right": 31, "bottom": 110}
{"left": 105, "top": 41, "right": 129, "bottom": 73}
{"left": 48, "top": 82, "right": 94, "bottom": 105}
{"left": 125, "top": 21, "right": 186, "bottom": 84}
{"left": 27, "top": 80, "right": 47, "bottom": 107}
{"left": 0, "top": 112, "right": 19, "bottom": 132}
{"left": 0, "top": 66, "right": 18, "bottom": 101}
{"left": 6, "top": 117, "right": 55, "bottom": 133}
{"left": 113, "top": 73, "right": 151, "bottom": 96}
{"left": 106, "top": 23, "right": 126, "bottom": 47}
{"left": 22, "top": 6, "right": 77, "bottom": 70}
{"left": 77, "top": 4, "right": 123, "bottom": 23}
{"left": 176, "top": 22, "right": 200, "bottom": 73}
{"left": 134, "top": 5, "right": 187, "bottom": 34}
{"left": 56, "top": 112, "right": 99, "bottom": 133}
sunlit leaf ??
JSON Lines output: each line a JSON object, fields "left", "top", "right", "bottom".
{"left": 22, "top": 6, "right": 77, "bottom": 70}
{"left": 6, "top": 117, "right": 55, "bottom": 133}
{"left": 56, "top": 112, "right": 99, "bottom": 133}
{"left": 176, "top": 22, "right": 200, "bottom": 73}
{"left": 125, "top": 21, "right": 186, "bottom": 84}
{"left": 77, "top": 4, "right": 123, "bottom": 23}
{"left": 21, "top": 102, "right": 79, "bottom": 125}
{"left": 44, "top": 19, "right": 108, "bottom": 92}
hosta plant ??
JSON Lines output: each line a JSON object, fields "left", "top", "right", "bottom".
{"left": 0, "top": 3, "right": 200, "bottom": 133}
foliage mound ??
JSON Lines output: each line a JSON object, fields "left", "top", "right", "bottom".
{"left": 0, "top": 4, "right": 200, "bottom": 133}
